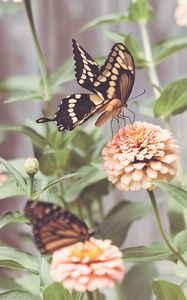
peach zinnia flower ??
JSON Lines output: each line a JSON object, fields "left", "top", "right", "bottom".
{"left": 175, "top": 0, "right": 187, "bottom": 27}
{"left": 50, "top": 238, "right": 124, "bottom": 292}
{"left": 102, "top": 122, "right": 179, "bottom": 191}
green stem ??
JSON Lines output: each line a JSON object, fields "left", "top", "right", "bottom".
{"left": 28, "top": 174, "right": 34, "bottom": 199}
{"left": 148, "top": 190, "right": 187, "bottom": 268}
{"left": 23, "top": 0, "right": 51, "bottom": 102}
{"left": 86, "top": 291, "right": 95, "bottom": 300}
{"left": 76, "top": 199, "right": 84, "bottom": 219}
{"left": 86, "top": 201, "right": 94, "bottom": 227}
{"left": 97, "top": 198, "right": 104, "bottom": 221}
{"left": 59, "top": 183, "right": 69, "bottom": 210}
{"left": 139, "top": 21, "right": 161, "bottom": 99}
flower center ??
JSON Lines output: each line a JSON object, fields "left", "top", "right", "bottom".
{"left": 71, "top": 241, "right": 103, "bottom": 260}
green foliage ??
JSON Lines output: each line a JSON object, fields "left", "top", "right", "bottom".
{"left": 1, "top": 0, "right": 187, "bottom": 299}
{"left": 0, "top": 211, "right": 26, "bottom": 229}
{"left": 152, "top": 181, "right": 187, "bottom": 208}
{"left": 0, "top": 247, "right": 40, "bottom": 274}
{"left": 0, "top": 290, "right": 40, "bottom": 300}
{"left": 0, "top": 158, "right": 27, "bottom": 194}
{"left": 123, "top": 242, "right": 173, "bottom": 263}
{"left": 42, "top": 283, "right": 72, "bottom": 300}
{"left": 128, "top": 0, "right": 154, "bottom": 22}
{"left": 154, "top": 79, "right": 187, "bottom": 118}
{"left": 97, "top": 200, "right": 152, "bottom": 247}
{"left": 151, "top": 279, "right": 187, "bottom": 300}
{"left": 80, "top": 13, "right": 129, "bottom": 32}
{"left": 118, "top": 263, "right": 157, "bottom": 300}
{"left": 153, "top": 36, "right": 187, "bottom": 64}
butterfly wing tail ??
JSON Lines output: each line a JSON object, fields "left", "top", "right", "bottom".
{"left": 36, "top": 117, "right": 55, "bottom": 123}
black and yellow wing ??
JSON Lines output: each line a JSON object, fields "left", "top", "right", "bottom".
{"left": 72, "top": 39, "right": 100, "bottom": 93}
{"left": 92, "top": 43, "right": 135, "bottom": 103}
{"left": 25, "top": 200, "right": 95, "bottom": 255}
{"left": 36, "top": 93, "right": 109, "bottom": 131}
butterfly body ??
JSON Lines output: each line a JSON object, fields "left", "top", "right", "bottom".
{"left": 37, "top": 40, "right": 135, "bottom": 131}
{"left": 25, "top": 200, "right": 95, "bottom": 254}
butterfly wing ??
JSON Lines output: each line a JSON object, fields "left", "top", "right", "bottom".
{"left": 25, "top": 200, "right": 92, "bottom": 254}
{"left": 36, "top": 93, "right": 109, "bottom": 131}
{"left": 92, "top": 43, "right": 135, "bottom": 103}
{"left": 72, "top": 39, "right": 100, "bottom": 93}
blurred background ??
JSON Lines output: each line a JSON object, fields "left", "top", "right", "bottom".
{"left": 0, "top": 0, "right": 187, "bottom": 297}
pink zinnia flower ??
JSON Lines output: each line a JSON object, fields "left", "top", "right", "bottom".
{"left": 175, "top": 0, "right": 187, "bottom": 27}
{"left": 50, "top": 238, "right": 124, "bottom": 292}
{"left": 102, "top": 122, "right": 179, "bottom": 191}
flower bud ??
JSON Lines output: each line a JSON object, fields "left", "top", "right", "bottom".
{"left": 24, "top": 157, "right": 39, "bottom": 176}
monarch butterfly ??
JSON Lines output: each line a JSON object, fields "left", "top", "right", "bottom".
{"left": 37, "top": 39, "right": 135, "bottom": 131}
{"left": 25, "top": 200, "right": 95, "bottom": 255}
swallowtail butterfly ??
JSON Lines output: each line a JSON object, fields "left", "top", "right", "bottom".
{"left": 37, "top": 39, "right": 135, "bottom": 131}
{"left": 25, "top": 200, "right": 95, "bottom": 255}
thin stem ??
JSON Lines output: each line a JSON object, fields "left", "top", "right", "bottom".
{"left": 86, "top": 201, "right": 94, "bottom": 227}
{"left": 148, "top": 190, "right": 187, "bottom": 268}
{"left": 139, "top": 21, "right": 161, "bottom": 99}
{"left": 23, "top": 0, "right": 51, "bottom": 102}
{"left": 97, "top": 198, "right": 104, "bottom": 221}
{"left": 86, "top": 291, "right": 95, "bottom": 300}
{"left": 94, "top": 290, "right": 103, "bottom": 300}
{"left": 59, "top": 182, "right": 70, "bottom": 210}
{"left": 76, "top": 199, "right": 84, "bottom": 219}
{"left": 28, "top": 174, "right": 34, "bottom": 199}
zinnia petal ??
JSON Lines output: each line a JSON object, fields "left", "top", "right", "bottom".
{"left": 102, "top": 122, "right": 179, "bottom": 191}
{"left": 50, "top": 238, "right": 124, "bottom": 292}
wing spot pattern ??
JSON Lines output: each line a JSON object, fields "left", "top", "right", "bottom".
{"left": 69, "top": 99, "right": 77, "bottom": 103}
{"left": 112, "top": 67, "right": 119, "bottom": 75}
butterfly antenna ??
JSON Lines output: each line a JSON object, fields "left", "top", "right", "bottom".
{"left": 127, "top": 89, "right": 146, "bottom": 102}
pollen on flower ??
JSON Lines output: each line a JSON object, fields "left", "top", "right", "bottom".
{"left": 50, "top": 238, "right": 124, "bottom": 292}
{"left": 102, "top": 122, "right": 179, "bottom": 192}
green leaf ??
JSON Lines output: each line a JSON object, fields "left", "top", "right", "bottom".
{"left": 122, "top": 242, "right": 173, "bottom": 263}
{"left": 40, "top": 257, "right": 52, "bottom": 288}
{"left": 0, "top": 274, "right": 21, "bottom": 291}
{"left": 0, "top": 125, "right": 47, "bottom": 150}
{"left": 152, "top": 181, "right": 187, "bottom": 208}
{"left": 15, "top": 275, "right": 40, "bottom": 296}
{"left": 0, "top": 75, "right": 40, "bottom": 93}
{"left": 64, "top": 165, "right": 107, "bottom": 202}
{"left": 0, "top": 2, "right": 23, "bottom": 17}
{"left": 0, "top": 290, "right": 40, "bottom": 300}
{"left": 0, "top": 158, "right": 27, "bottom": 193}
{"left": 128, "top": 0, "right": 154, "bottom": 22}
{"left": 151, "top": 279, "right": 186, "bottom": 300}
{"left": 97, "top": 201, "right": 152, "bottom": 247}
{"left": 42, "top": 283, "right": 72, "bottom": 300}
{"left": 174, "top": 229, "right": 187, "bottom": 254}
{"left": 80, "top": 13, "right": 128, "bottom": 32}
{"left": 0, "top": 179, "right": 25, "bottom": 200}
{"left": 41, "top": 173, "right": 82, "bottom": 193}
{"left": 48, "top": 58, "right": 74, "bottom": 91}
{"left": 0, "top": 247, "right": 40, "bottom": 274}
{"left": 5, "top": 92, "right": 42, "bottom": 104}
{"left": 153, "top": 36, "right": 187, "bottom": 64}
{"left": 154, "top": 79, "right": 187, "bottom": 117}
{"left": 0, "top": 211, "right": 26, "bottom": 229}
{"left": 118, "top": 263, "right": 157, "bottom": 300}
{"left": 174, "top": 251, "right": 187, "bottom": 278}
